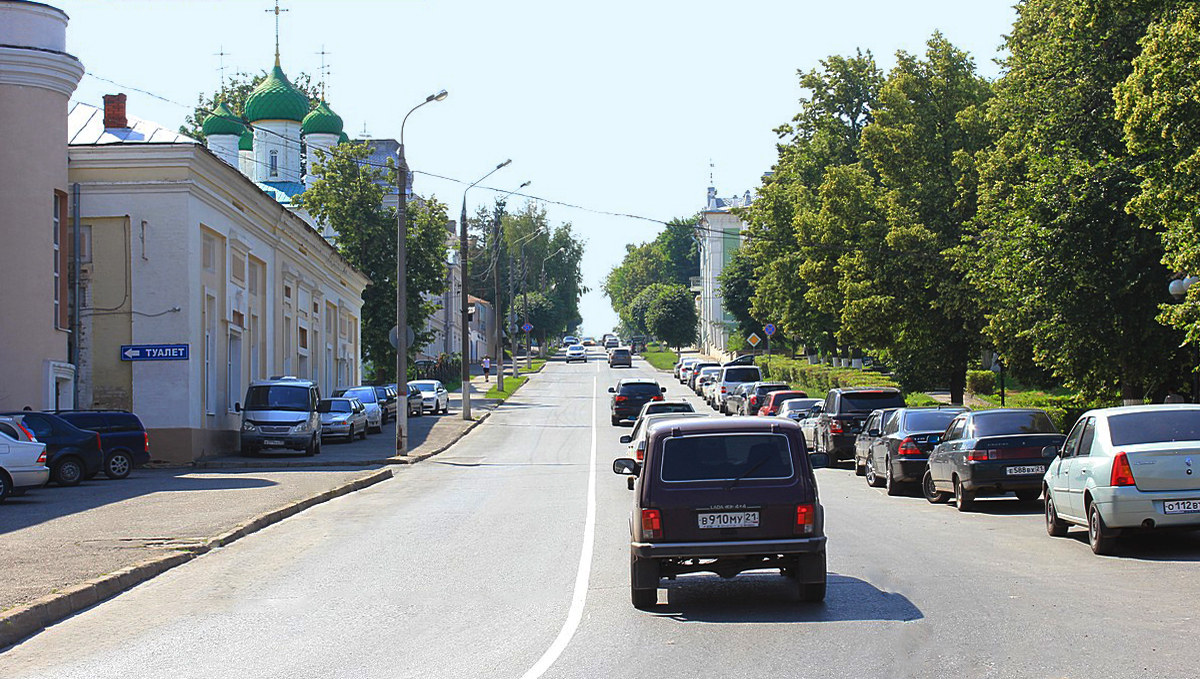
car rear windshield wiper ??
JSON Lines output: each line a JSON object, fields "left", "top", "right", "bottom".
{"left": 726, "top": 454, "right": 771, "bottom": 491}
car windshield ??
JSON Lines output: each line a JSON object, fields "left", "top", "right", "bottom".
{"left": 841, "top": 391, "right": 905, "bottom": 412}
{"left": 905, "top": 410, "right": 963, "bottom": 431}
{"left": 621, "top": 383, "right": 661, "bottom": 396}
{"left": 412, "top": 382, "right": 438, "bottom": 393}
{"left": 245, "top": 385, "right": 311, "bottom": 411}
{"left": 1109, "top": 410, "right": 1200, "bottom": 446}
{"left": 722, "top": 367, "right": 761, "bottom": 383}
{"left": 972, "top": 411, "right": 1058, "bottom": 437}
{"left": 646, "top": 403, "right": 694, "bottom": 414}
{"left": 699, "top": 367, "right": 721, "bottom": 376}
{"left": 342, "top": 387, "right": 377, "bottom": 403}
{"left": 660, "top": 434, "right": 794, "bottom": 482}
{"left": 319, "top": 400, "right": 352, "bottom": 414}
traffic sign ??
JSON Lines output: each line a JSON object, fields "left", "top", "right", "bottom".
{"left": 764, "top": 323, "right": 776, "bottom": 337}
{"left": 746, "top": 333, "right": 761, "bottom": 348}
{"left": 522, "top": 322, "right": 534, "bottom": 333}
{"left": 388, "top": 325, "right": 417, "bottom": 349}
{"left": 120, "top": 344, "right": 189, "bottom": 361}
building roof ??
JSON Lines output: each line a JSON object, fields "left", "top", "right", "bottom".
{"left": 257, "top": 180, "right": 306, "bottom": 204}
{"left": 244, "top": 64, "right": 310, "bottom": 123}
{"left": 302, "top": 100, "right": 344, "bottom": 136}
{"left": 239, "top": 128, "right": 254, "bottom": 151}
{"left": 201, "top": 101, "right": 245, "bottom": 137}
{"left": 68, "top": 101, "right": 196, "bottom": 145}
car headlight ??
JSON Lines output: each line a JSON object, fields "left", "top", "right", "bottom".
{"left": 242, "top": 421, "right": 257, "bottom": 433}
{"left": 291, "top": 421, "right": 312, "bottom": 434}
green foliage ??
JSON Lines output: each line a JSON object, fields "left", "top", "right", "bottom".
{"left": 755, "top": 355, "right": 900, "bottom": 395}
{"left": 905, "top": 392, "right": 941, "bottom": 407}
{"left": 181, "top": 70, "right": 320, "bottom": 142}
{"left": 493, "top": 203, "right": 586, "bottom": 345}
{"left": 626, "top": 283, "right": 673, "bottom": 336}
{"left": 646, "top": 285, "right": 698, "bottom": 349}
{"left": 297, "top": 142, "right": 448, "bottom": 381}
{"left": 604, "top": 216, "right": 700, "bottom": 331}
{"left": 642, "top": 346, "right": 679, "bottom": 372}
{"left": 965, "top": 370, "right": 996, "bottom": 395}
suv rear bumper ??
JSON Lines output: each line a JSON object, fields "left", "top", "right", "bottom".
{"left": 632, "top": 536, "right": 827, "bottom": 559}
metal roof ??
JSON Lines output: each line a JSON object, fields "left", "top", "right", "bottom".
{"left": 67, "top": 101, "right": 196, "bottom": 146}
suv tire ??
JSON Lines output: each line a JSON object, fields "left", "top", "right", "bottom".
{"left": 304, "top": 436, "right": 318, "bottom": 457}
{"left": 865, "top": 457, "right": 885, "bottom": 488}
{"left": 104, "top": 451, "right": 133, "bottom": 480}
{"left": 798, "top": 580, "right": 826, "bottom": 603}
{"left": 630, "top": 552, "right": 658, "bottom": 609}
{"left": 1015, "top": 489, "right": 1041, "bottom": 503}
{"left": 884, "top": 458, "right": 903, "bottom": 496}
{"left": 53, "top": 456, "right": 84, "bottom": 486}
{"left": 612, "top": 415, "right": 621, "bottom": 426}
{"left": 0, "top": 471, "right": 10, "bottom": 503}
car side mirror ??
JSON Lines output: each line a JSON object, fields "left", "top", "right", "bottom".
{"left": 809, "top": 452, "right": 831, "bottom": 469}
{"left": 613, "top": 458, "right": 639, "bottom": 475}
{"left": 1042, "top": 445, "right": 1059, "bottom": 458}
{"left": 619, "top": 435, "right": 632, "bottom": 444}
{"left": 608, "top": 387, "right": 616, "bottom": 393}
{"left": 234, "top": 402, "right": 242, "bottom": 413}
{"left": 868, "top": 429, "right": 880, "bottom": 437}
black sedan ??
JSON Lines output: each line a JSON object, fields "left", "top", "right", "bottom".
{"left": 859, "top": 407, "right": 966, "bottom": 495}
{"left": 1, "top": 411, "right": 105, "bottom": 486}
{"left": 609, "top": 379, "right": 666, "bottom": 426}
{"left": 925, "top": 408, "right": 1065, "bottom": 511}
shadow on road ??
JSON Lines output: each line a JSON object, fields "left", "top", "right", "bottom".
{"left": 650, "top": 573, "right": 923, "bottom": 623}
{"left": 1061, "top": 530, "right": 1200, "bottom": 562}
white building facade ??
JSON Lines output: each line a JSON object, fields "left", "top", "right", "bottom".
{"left": 697, "top": 186, "right": 753, "bottom": 358}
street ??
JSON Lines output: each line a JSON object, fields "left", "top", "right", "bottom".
{"left": 2, "top": 346, "right": 1199, "bottom": 678}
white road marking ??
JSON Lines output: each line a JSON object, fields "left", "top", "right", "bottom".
{"left": 519, "top": 374, "right": 598, "bottom": 679}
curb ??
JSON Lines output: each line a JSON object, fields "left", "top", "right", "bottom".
{"left": 0, "top": 467, "right": 393, "bottom": 650}
{"left": 388, "top": 410, "right": 490, "bottom": 465}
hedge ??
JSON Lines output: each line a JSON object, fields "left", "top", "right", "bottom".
{"left": 755, "top": 355, "right": 900, "bottom": 395}
{"left": 966, "top": 370, "right": 995, "bottom": 395}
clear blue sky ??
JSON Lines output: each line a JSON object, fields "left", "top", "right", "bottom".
{"left": 57, "top": 0, "right": 1017, "bottom": 337}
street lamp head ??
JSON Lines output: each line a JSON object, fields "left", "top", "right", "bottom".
{"left": 431, "top": 89, "right": 449, "bottom": 102}
{"left": 497, "top": 159, "right": 512, "bottom": 170}
{"left": 519, "top": 181, "right": 531, "bottom": 189}
{"left": 1170, "top": 278, "right": 1188, "bottom": 300}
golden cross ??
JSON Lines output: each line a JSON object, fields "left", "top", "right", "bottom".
{"left": 214, "top": 45, "right": 231, "bottom": 92}
{"left": 265, "top": 1, "right": 288, "bottom": 66}
{"left": 316, "top": 46, "right": 332, "bottom": 99}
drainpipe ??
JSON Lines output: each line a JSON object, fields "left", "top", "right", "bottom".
{"left": 72, "top": 182, "right": 81, "bottom": 407}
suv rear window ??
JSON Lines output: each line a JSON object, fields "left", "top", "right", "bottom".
{"left": 972, "top": 411, "right": 1058, "bottom": 437}
{"left": 245, "top": 385, "right": 313, "bottom": 411}
{"left": 1109, "top": 410, "right": 1200, "bottom": 446}
{"left": 621, "top": 383, "right": 662, "bottom": 396}
{"left": 612, "top": 349, "right": 630, "bottom": 357}
{"left": 722, "top": 367, "right": 761, "bottom": 383}
{"left": 840, "top": 391, "right": 905, "bottom": 412}
{"left": 660, "top": 434, "right": 794, "bottom": 482}
{"left": 904, "top": 410, "right": 962, "bottom": 432}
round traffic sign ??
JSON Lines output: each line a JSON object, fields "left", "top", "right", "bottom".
{"left": 764, "top": 323, "right": 776, "bottom": 337}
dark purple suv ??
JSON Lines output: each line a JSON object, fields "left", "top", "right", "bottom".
{"left": 613, "top": 417, "right": 830, "bottom": 608}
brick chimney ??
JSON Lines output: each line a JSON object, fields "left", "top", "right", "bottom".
{"left": 102, "top": 93, "right": 127, "bottom": 129}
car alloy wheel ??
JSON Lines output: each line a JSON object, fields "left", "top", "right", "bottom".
{"left": 923, "top": 471, "right": 950, "bottom": 504}
{"left": 954, "top": 477, "right": 975, "bottom": 512}
{"left": 1087, "top": 503, "right": 1118, "bottom": 555}
{"left": 884, "top": 457, "right": 903, "bottom": 496}
{"left": 865, "top": 457, "right": 885, "bottom": 488}
{"left": 1045, "top": 492, "right": 1069, "bottom": 537}
{"left": 105, "top": 452, "right": 132, "bottom": 480}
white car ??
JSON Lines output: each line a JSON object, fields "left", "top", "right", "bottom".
{"left": 715, "top": 365, "right": 763, "bottom": 414}
{"left": 1044, "top": 404, "right": 1200, "bottom": 555}
{"left": 0, "top": 416, "right": 49, "bottom": 501}
{"left": 335, "top": 386, "right": 384, "bottom": 433}
{"left": 410, "top": 380, "right": 450, "bottom": 414}
{"left": 778, "top": 398, "right": 823, "bottom": 421}
{"left": 619, "top": 412, "right": 710, "bottom": 462}
{"left": 565, "top": 344, "right": 588, "bottom": 363}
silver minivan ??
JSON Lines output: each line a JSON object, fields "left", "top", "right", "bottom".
{"left": 237, "top": 377, "right": 322, "bottom": 456}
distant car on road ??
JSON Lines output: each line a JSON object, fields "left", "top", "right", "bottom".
{"left": 619, "top": 411, "right": 709, "bottom": 465}
{"left": 604, "top": 337, "right": 620, "bottom": 349}
{"left": 608, "top": 347, "right": 633, "bottom": 368}
{"left": 1, "top": 411, "right": 104, "bottom": 486}
{"left": 609, "top": 379, "right": 667, "bottom": 426}
{"left": 582, "top": 337, "right": 597, "bottom": 346}
{"left": 565, "top": 344, "right": 588, "bottom": 363}
{"left": 1044, "top": 405, "right": 1200, "bottom": 555}
{"left": 613, "top": 417, "right": 830, "bottom": 608}
{"left": 0, "top": 416, "right": 49, "bottom": 501}
{"left": 635, "top": 400, "right": 696, "bottom": 420}
{"left": 715, "top": 365, "right": 763, "bottom": 414}
{"left": 54, "top": 410, "right": 150, "bottom": 480}
{"left": 926, "top": 408, "right": 1064, "bottom": 511}
{"left": 686, "top": 362, "right": 720, "bottom": 392}
{"left": 406, "top": 384, "right": 424, "bottom": 417}
{"left": 318, "top": 398, "right": 368, "bottom": 443}
{"left": 758, "top": 390, "right": 811, "bottom": 417}
{"left": 563, "top": 336, "right": 579, "bottom": 346}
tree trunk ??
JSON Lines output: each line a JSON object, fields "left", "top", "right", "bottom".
{"left": 948, "top": 367, "right": 966, "bottom": 406}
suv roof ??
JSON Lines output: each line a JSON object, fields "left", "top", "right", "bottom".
{"left": 252, "top": 377, "right": 317, "bottom": 388}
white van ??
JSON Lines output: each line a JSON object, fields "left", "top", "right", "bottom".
{"left": 715, "top": 365, "right": 763, "bottom": 414}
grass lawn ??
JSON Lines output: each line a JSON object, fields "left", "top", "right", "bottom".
{"left": 642, "top": 344, "right": 678, "bottom": 372}
{"left": 485, "top": 375, "right": 528, "bottom": 400}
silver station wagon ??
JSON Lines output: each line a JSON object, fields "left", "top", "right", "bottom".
{"left": 1044, "top": 404, "right": 1200, "bottom": 555}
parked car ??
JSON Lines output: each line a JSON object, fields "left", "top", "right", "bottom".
{"left": 715, "top": 365, "right": 763, "bottom": 414}
{"left": 686, "top": 362, "right": 720, "bottom": 391}
{"left": 925, "top": 408, "right": 1064, "bottom": 511}
{"left": 778, "top": 398, "right": 822, "bottom": 422}
{"left": 673, "top": 358, "right": 685, "bottom": 380}
{"left": 608, "top": 347, "right": 633, "bottom": 368}
{"left": 0, "top": 416, "right": 49, "bottom": 500}
{"left": 758, "top": 390, "right": 811, "bottom": 417}
{"left": 737, "top": 382, "right": 789, "bottom": 416}
{"left": 723, "top": 354, "right": 758, "bottom": 367}
{"left": 678, "top": 358, "right": 702, "bottom": 385}
{"left": 410, "top": 380, "right": 450, "bottom": 414}
{"left": 798, "top": 402, "right": 824, "bottom": 451}
{"left": 698, "top": 367, "right": 724, "bottom": 403}
{"left": 238, "top": 378, "right": 323, "bottom": 456}
{"left": 609, "top": 379, "right": 667, "bottom": 426}
{"left": 619, "top": 412, "right": 710, "bottom": 465}
{"left": 814, "top": 387, "right": 907, "bottom": 461}
{"left": 373, "top": 385, "right": 398, "bottom": 424}
{"left": 565, "top": 344, "right": 588, "bottom": 363}
{"left": 334, "top": 386, "right": 384, "bottom": 434}
{"left": 318, "top": 398, "right": 368, "bottom": 443}
{"left": 1, "top": 411, "right": 105, "bottom": 485}
{"left": 613, "top": 417, "right": 830, "bottom": 608}
{"left": 1044, "top": 405, "right": 1200, "bottom": 555}
{"left": 54, "top": 410, "right": 150, "bottom": 480}
{"left": 723, "top": 383, "right": 755, "bottom": 415}
{"left": 407, "top": 384, "right": 424, "bottom": 417}
{"left": 858, "top": 407, "right": 967, "bottom": 495}
{"left": 635, "top": 400, "right": 696, "bottom": 420}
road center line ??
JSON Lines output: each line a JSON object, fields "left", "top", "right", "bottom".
{"left": 519, "top": 373, "right": 598, "bottom": 679}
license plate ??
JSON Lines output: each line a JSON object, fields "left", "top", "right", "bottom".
{"left": 698, "top": 511, "right": 759, "bottom": 529}
{"left": 264, "top": 439, "right": 285, "bottom": 447}
{"left": 1163, "top": 500, "right": 1200, "bottom": 515}
{"left": 1007, "top": 465, "right": 1045, "bottom": 475}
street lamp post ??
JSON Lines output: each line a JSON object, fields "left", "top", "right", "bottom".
{"left": 537, "top": 247, "right": 565, "bottom": 359}
{"left": 493, "top": 181, "right": 529, "bottom": 393}
{"left": 460, "top": 159, "right": 512, "bottom": 420}
{"left": 395, "top": 89, "right": 447, "bottom": 457}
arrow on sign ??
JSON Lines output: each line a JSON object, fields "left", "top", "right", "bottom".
{"left": 123, "top": 347, "right": 140, "bottom": 359}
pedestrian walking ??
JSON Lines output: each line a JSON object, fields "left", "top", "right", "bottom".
{"left": 482, "top": 356, "right": 491, "bottom": 382}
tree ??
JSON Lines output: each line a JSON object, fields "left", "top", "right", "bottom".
{"left": 297, "top": 142, "right": 449, "bottom": 381}
{"left": 646, "top": 285, "right": 698, "bottom": 350}
{"left": 626, "top": 283, "right": 673, "bottom": 336}
{"left": 181, "top": 70, "right": 320, "bottom": 142}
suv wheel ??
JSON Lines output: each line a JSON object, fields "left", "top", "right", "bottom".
{"left": 104, "top": 451, "right": 133, "bottom": 480}
{"left": 1045, "top": 491, "right": 1069, "bottom": 537}
{"left": 854, "top": 457, "right": 866, "bottom": 476}
{"left": 798, "top": 580, "right": 826, "bottom": 603}
{"left": 53, "top": 457, "right": 85, "bottom": 486}
{"left": 923, "top": 471, "right": 950, "bottom": 504}
{"left": 954, "top": 477, "right": 975, "bottom": 512}
{"left": 865, "top": 457, "right": 885, "bottom": 488}
{"left": 304, "top": 436, "right": 318, "bottom": 456}
{"left": 1088, "top": 503, "right": 1118, "bottom": 555}
{"left": 611, "top": 415, "right": 621, "bottom": 426}
{"left": 630, "top": 552, "right": 659, "bottom": 609}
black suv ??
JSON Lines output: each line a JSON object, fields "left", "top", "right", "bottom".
{"left": 815, "top": 387, "right": 906, "bottom": 461}
{"left": 54, "top": 410, "right": 149, "bottom": 479}
{"left": 613, "top": 417, "right": 831, "bottom": 608}
{"left": 2, "top": 411, "right": 105, "bottom": 486}
{"left": 609, "top": 380, "right": 666, "bottom": 426}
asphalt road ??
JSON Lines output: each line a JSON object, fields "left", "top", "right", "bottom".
{"left": 3, "top": 346, "right": 1200, "bottom": 678}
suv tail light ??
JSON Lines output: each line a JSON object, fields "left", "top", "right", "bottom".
{"left": 636, "top": 441, "right": 646, "bottom": 462}
{"left": 641, "top": 509, "right": 662, "bottom": 539}
{"left": 969, "top": 447, "right": 1042, "bottom": 461}
{"left": 829, "top": 420, "right": 844, "bottom": 434}
{"left": 721, "top": 386, "right": 727, "bottom": 394}
{"left": 898, "top": 438, "right": 922, "bottom": 456}
{"left": 1110, "top": 451, "right": 1136, "bottom": 487}
{"left": 614, "top": 395, "right": 628, "bottom": 403}
{"left": 795, "top": 504, "right": 816, "bottom": 535}
{"left": 967, "top": 449, "right": 989, "bottom": 461}
{"left": 18, "top": 421, "right": 36, "bottom": 442}
{"left": 652, "top": 395, "right": 663, "bottom": 401}
{"left": 143, "top": 432, "right": 150, "bottom": 453}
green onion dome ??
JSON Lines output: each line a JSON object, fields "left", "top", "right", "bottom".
{"left": 338, "top": 131, "right": 350, "bottom": 145}
{"left": 244, "top": 64, "right": 310, "bottom": 123}
{"left": 301, "top": 100, "right": 344, "bottom": 136}
{"left": 201, "top": 102, "right": 245, "bottom": 137}
{"left": 238, "top": 128, "right": 254, "bottom": 151}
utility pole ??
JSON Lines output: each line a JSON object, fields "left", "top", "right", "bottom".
{"left": 523, "top": 252, "right": 531, "bottom": 369}
{"left": 493, "top": 210, "right": 504, "bottom": 392}
{"left": 509, "top": 259, "right": 519, "bottom": 378}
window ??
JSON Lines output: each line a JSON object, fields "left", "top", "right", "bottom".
{"left": 53, "top": 193, "right": 66, "bottom": 328}
{"left": 230, "top": 253, "right": 245, "bottom": 284}
{"left": 202, "top": 234, "right": 215, "bottom": 272}
{"left": 228, "top": 332, "right": 242, "bottom": 412}
{"left": 269, "top": 149, "right": 278, "bottom": 177}
{"left": 249, "top": 314, "right": 260, "bottom": 381}
{"left": 660, "top": 434, "right": 794, "bottom": 482}
{"left": 904, "top": 410, "right": 961, "bottom": 433}
{"left": 205, "top": 294, "right": 217, "bottom": 415}
{"left": 284, "top": 284, "right": 292, "bottom": 300}
{"left": 299, "top": 327, "right": 308, "bottom": 350}
{"left": 1109, "top": 410, "right": 1200, "bottom": 446}
{"left": 972, "top": 411, "right": 1058, "bottom": 437}
{"left": 248, "top": 259, "right": 261, "bottom": 296}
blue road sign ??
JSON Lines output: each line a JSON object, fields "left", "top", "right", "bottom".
{"left": 764, "top": 323, "right": 776, "bottom": 337}
{"left": 120, "top": 344, "right": 189, "bottom": 361}
{"left": 522, "top": 323, "right": 534, "bottom": 333}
